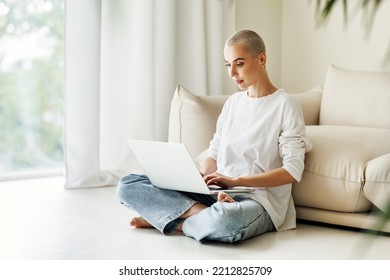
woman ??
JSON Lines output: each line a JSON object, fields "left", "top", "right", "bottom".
{"left": 117, "top": 30, "right": 312, "bottom": 243}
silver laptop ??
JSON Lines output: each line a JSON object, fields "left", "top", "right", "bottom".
{"left": 128, "top": 139, "right": 255, "bottom": 195}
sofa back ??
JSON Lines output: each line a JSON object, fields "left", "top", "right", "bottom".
{"left": 320, "top": 65, "right": 390, "bottom": 129}
{"left": 169, "top": 85, "right": 322, "bottom": 158}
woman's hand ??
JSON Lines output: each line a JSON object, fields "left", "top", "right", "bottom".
{"left": 203, "top": 172, "right": 238, "bottom": 188}
{"left": 217, "top": 191, "right": 236, "bottom": 203}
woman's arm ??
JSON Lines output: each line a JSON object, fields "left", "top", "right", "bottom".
{"left": 203, "top": 167, "right": 296, "bottom": 189}
{"left": 199, "top": 157, "right": 217, "bottom": 176}
{"left": 236, "top": 167, "right": 297, "bottom": 187}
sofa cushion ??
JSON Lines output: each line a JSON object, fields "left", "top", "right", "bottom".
{"left": 292, "top": 125, "right": 390, "bottom": 212}
{"left": 363, "top": 153, "right": 390, "bottom": 213}
{"left": 168, "top": 85, "right": 228, "bottom": 158}
{"left": 289, "top": 87, "right": 322, "bottom": 125}
{"left": 320, "top": 65, "right": 390, "bottom": 129}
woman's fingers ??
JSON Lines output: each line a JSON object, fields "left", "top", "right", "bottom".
{"left": 217, "top": 191, "right": 235, "bottom": 203}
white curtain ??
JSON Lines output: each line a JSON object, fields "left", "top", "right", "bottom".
{"left": 64, "top": 0, "right": 236, "bottom": 188}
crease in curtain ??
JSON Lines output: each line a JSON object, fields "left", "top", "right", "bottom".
{"left": 65, "top": 0, "right": 236, "bottom": 188}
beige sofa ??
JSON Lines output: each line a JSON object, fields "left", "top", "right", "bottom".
{"left": 168, "top": 65, "right": 390, "bottom": 233}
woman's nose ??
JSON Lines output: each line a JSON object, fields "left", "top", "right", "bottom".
{"left": 229, "top": 65, "right": 236, "bottom": 77}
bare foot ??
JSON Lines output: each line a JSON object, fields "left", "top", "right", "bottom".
{"left": 217, "top": 191, "right": 235, "bottom": 203}
{"left": 129, "top": 203, "right": 207, "bottom": 231}
{"left": 130, "top": 217, "right": 153, "bottom": 228}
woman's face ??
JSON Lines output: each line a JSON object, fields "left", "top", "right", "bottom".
{"left": 223, "top": 44, "right": 264, "bottom": 90}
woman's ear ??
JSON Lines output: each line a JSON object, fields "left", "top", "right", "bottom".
{"left": 258, "top": 52, "right": 266, "bottom": 65}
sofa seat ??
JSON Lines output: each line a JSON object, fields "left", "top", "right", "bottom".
{"left": 293, "top": 125, "right": 390, "bottom": 213}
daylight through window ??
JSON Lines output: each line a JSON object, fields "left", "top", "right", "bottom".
{"left": 0, "top": 0, "right": 64, "bottom": 179}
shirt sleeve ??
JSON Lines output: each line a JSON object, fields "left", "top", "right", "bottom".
{"left": 279, "top": 97, "right": 312, "bottom": 182}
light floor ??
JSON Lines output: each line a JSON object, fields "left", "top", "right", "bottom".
{"left": 0, "top": 177, "right": 389, "bottom": 260}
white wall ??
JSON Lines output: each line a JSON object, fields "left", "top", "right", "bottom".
{"left": 236, "top": 0, "right": 390, "bottom": 92}
{"left": 236, "top": 0, "right": 282, "bottom": 87}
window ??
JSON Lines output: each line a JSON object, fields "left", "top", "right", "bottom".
{"left": 0, "top": 0, "right": 64, "bottom": 179}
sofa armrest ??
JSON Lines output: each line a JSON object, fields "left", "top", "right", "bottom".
{"left": 289, "top": 87, "right": 322, "bottom": 125}
{"left": 363, "top": 153, "right": 390, "bottom": 213}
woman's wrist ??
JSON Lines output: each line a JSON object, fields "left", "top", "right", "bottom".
{"left": 235, "top": 174, "right": 265, "bottom": 188}
{"left": 234, "top": 176, "right": 247, "bottom": 187}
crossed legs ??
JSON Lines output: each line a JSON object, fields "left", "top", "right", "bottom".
{"left": 130, "top": 191, "right": 234, "bottom": 230}
{"left": 117, "top": 174, "right": 275, "bottom": 243}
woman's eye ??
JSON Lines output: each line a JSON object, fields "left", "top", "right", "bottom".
{"left": 225, "top": 62, "right": 244, "bottom": 67}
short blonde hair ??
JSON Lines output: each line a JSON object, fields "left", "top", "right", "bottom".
{"left": 225, "top": 30, "right": 265, "bottom": 57}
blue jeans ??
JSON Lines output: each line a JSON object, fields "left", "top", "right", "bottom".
{"left": 116, "top": 174, "right": 275, "bottom": 243}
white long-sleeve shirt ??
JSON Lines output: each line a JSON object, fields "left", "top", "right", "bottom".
{"left": 208, "top": 89, "right": 312, "bottom": 231}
